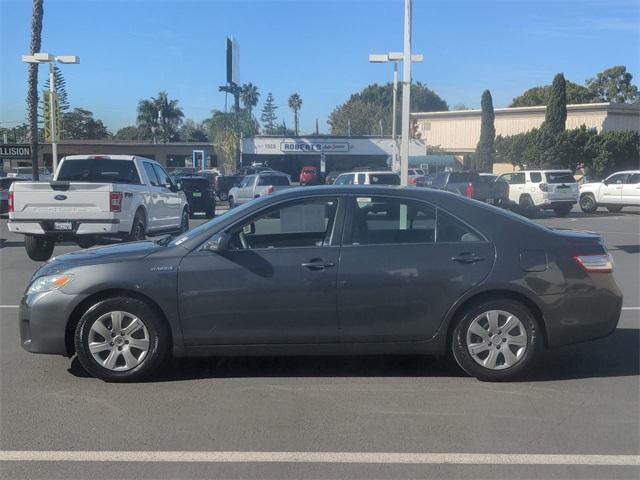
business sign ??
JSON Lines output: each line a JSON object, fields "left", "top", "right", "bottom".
{"left": 0, "top": 144, "right": 31, "bottom": 159}
{"left": 280, "top": 141, "right": 350, "bottom": 153}
{"left": 226, "top": 37, "right": 240, "bottom": 85}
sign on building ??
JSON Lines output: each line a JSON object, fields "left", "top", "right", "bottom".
{"left": 279, "top": 141, "right": 350, "bottom": 153}
{"left": 0, "top": 144, "right": 31, "bottom": 160}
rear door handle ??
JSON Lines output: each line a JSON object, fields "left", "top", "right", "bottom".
{"left": 451, "top": 254, "right": 485, "bottom": 264}
{"left": 301, "top": 260, "right": 336, "bottom": 271}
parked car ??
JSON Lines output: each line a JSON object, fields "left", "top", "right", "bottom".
{"left": 579, "top": 170, "right": 640, "bottom": 213}
{"left": 498, "top": 170, "right": 578, "bottom": 217}
{"left": 333, "top": 171, "right": 401, "bottom": 185}
{"left": 324, "top": 171, "right": 342, "bottom": 185}
{"left": 214, "top": 175, "right": 244, "bottom": 202}
{"left": 8, "top": 155, "right": 189, "bottom": 261}
{"left": 426, "top": 171, "right": 509, "bottom": 205}
{"left": 228, "top": 173, "right": 291, "bottom": 208}
{"left": 1, "top": 176, "right": 26, "bottom": 214}
{"left": 407, "top": 169, "right": 425, "bottom": 186}
{"left": 18, "top": 185, "right": 622, "bottom": 382}
{"left": 7, "top": 166, "right": 52, "bottom": 181}
{"left": 299, "top": 166, "right": 320, "bottom": 186}
{"left": 177, "top": 176, "right": 216, "bottom": 218}
{"left": 197, "top": 169, "right": 220, "bottom": 188}
{"left": 236, "top": 165, "right": 275, "bottom": 176}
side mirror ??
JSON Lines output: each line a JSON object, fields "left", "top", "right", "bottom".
{"left": 602, "top": 179, "right": 609, "bottom": 186}
{"left": 202, "top": 232, "right": 230, "bottom": 252}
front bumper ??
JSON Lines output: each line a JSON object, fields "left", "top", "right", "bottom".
{"left": 19, "top": 289, "right": 89, "bottom": 356}
{"left": 9, "top": 219, "right": 121, "bottom": 236}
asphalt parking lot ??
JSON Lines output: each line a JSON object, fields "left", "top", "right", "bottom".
{"left": 1, "top": 207, "right": 639, "bottom": 479}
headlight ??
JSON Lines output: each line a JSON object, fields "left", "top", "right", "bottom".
{"left": 27, "top": 274, "right": 73, "bottom": 295}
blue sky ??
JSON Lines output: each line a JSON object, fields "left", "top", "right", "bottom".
{"left": 1, "top": 0, "right": 638, "bottom": 134}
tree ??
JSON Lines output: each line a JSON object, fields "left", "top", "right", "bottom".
{"left": 510, "top": 81, "right": 594, "bottom": 107}
{"left": 207, "top": 110, "right": 258, "bottom": 173}
{"left": 327, "top": 99, "right": 386, "bottom": 136}
{"left": 475, "top": 90, "right": 496, "bottom": 172}
{"left": 40, "top": 65, "right": 70, "bottom": 114}
{"left": 62, "top": 108, "right": 110, "bottom": 139}
{"left": 328, "top": 82, "right": 448, "bottom": 135}
{"left": 586, "top": 66, "right": 639, "bottom": 103}
{"left": 27, "top": 0, "right": 44, "bottom": 180}
{"left": 113, "top": 126, "right": 141, "bottom": 140}
{"left": 260, "top": 92, "right": 278, "bottom": 134}
{"left": 240, "top": 83, "right": 260, "bottom": 117}
{"left": 288, "top": 93, "right": 302, "bottom": 135}
{"left": 0, "top": 123, "right": 29, "bottom": 143}
{"left": 137, "top": 91, "right": 184, "bottom": 143}
{"left": 452, "top": 104, "right": 469, "bottom": 111}
{"left": 178, "top": 119, "right": 209, "bottom": 142}
{"left": 543, "top": 73, "right": 567, "bottom": 136}
{"left": 585, "top": 130, "right": 640, "bottom": 178}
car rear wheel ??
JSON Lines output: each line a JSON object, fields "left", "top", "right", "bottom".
{"left": 218, "top": 192, "right": 228, "bottom": 202}
{"left": 180, "top": 208, "right": 189, "bottom": 233}
{"left": 24, "top": 235, "right": 55, "bottom": 261}
{"left": 607, "top": 205, "right": 623, "bottom": 213}
{"left": 553, "top": 205, "right": 572, "bottom": 217}
{"left": 74, "top": 297, "right": 170, "bottom": 382}
{"left": 518, "top": 196, "right": 538, "bottom": 218}
{"left": 451, "top": 299, "right": 541, "bottom": 381}
{"left": 228, "top": 196, "right": 235, "bottom": 209}
{"left": 579, "top": 193, "right": 598, "bottom": 213}
{"left": 126, "top": 211, "right": 146, "bottom": 242}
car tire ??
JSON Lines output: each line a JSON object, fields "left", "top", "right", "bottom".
{"left": 451, "top": 299, "right": 541, "bottom": 382}
{"left": 607, "top": 205, "right": 623, "bottom": 213}
{"left": 518, "top": 195, "right": 538, "bottom": 218}
{"left": 74, "top": 296, "right": 170, "bottom": 382}
{"left": 579, "top": 194, "right": 598, "bottom": 213}
{"left": 180, "top": 208, "right": 189, "bottom": 233}
{"left": 228, "top": 196, "right": 235, "bottom": 209}
{"left": 126, "top": 210, "right": 146, "bottom": 242}
{"left": 24, "top": 234, "right": 55, "bottom": 261}
{"left": 553, "top": 205, "right": 572, "bottom": 217}
{"left": 218, "top": 192, "right": 228, "bottom": 202}
{"left": 76, "top": 237, "right": 96, "bottom": 249}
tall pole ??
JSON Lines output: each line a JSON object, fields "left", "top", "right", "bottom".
{"left": 400, "top": 0, "right": 412, "bottom": 186}
{"left": 49, "top": 62, "right": 58, "bottom": 174}
{"left": 392, "top": 61, "right": 398, "bottom": 172}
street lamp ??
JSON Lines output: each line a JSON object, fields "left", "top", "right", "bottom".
{"left": 368, "top": 0, "right": 422, "bottom": 186}
{"left": 22, "top": 53, "right": 80, "bottom": 173}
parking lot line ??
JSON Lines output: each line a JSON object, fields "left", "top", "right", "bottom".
{"left": 0, "top": 451, "right": 638, "bottom": 466}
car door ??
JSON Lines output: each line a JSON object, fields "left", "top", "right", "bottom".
{"left": 142, "top": 162, "right": 166, "bottom": 229}
{"left": 337, "top": 195, "right": 494, "bottom": 342}
{"left": 238, "top": 175, "right": 256, "bottom": 203}
{"left": 601, "top": 173, "right": 626, "bottom": 204}
{"left": 178, "top": 196, "right": 344, "bottom": 345}
{"left": 499, "top": 173, "right": 517, "bottom": 203}
{"left": 153, "top": 164, "right": 182, "bottom": 228}
{"left": 621, "top": 173, "right": 640, "bottom": 205}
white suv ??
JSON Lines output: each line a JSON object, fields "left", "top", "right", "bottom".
{"left": 579, "top": 170, "right": 640, "bottom": 213}
{"left": 498, "top": 170, "right": 578, "bottom": 217}
{"left": 333, "top": 171, "right": 400, "bottom": 186}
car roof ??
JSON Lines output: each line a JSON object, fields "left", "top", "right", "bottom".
{"left": 338, "top": 171, "right": 397, "bottom": 176}
{"left": 62, "top": 154, "right": 159, "bottom": 164}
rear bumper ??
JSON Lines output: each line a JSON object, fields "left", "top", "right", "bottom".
{"left": 539, "top": 200, "right": 577, "bottom": 209}
{"left": 19, "top": 289, "right": 90, "bottom": 356}
{"left": 8, "top": 219, "right": 121, "bottom": 236}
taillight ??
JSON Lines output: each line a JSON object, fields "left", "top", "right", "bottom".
{"left": 539, "top": 183, "right": 548, "bottom": 192}
{"left": 573, "top": 254, "right": 613, "bottom": 273}
{"left": 465, "top": 182, "right": 474, "bottom": 198}
{"left": 109, "top": 192, "right": 123, "bottom": 212}
{"left": 8, "top": 191, "right": 14, "bottom": 213}
{"left": 266, "top": 186, "right": 274, "bottom": 194}
{"left": 409, "top": 177, "right": 417, "bottom": 186}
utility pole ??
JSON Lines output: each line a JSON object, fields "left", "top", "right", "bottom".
{"left": 392, "top": 62, "right": 398, "bottom": 171}
{"left": 400, "top": 0, "right": 412, "bottom": 187}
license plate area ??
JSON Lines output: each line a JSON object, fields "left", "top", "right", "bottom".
{"left": 192, "top": 192, "right": 202, "bottom": 197}
{"left": 53, "top": 221, "right": 73, "bottom": 231}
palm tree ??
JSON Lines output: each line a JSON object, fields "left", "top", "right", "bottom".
{"left": 240, "top": 83, "right": 260, "bottom": 117}
{"left": 136, "top": 91, "right": 184, "bottom": 143}
{"left": 27, "top": 0, "right": 44, "bottom": 180}
{"left": 288, "top": 93, "right": 302, "bottom": 136}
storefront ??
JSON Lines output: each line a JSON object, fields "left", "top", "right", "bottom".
{"left": 242, "top": 136, "right": 428, "bottom": 179}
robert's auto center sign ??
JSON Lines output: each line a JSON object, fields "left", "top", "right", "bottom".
{"left": 279, "top": 141, "right": 350, "bottom": 153}
{"left": 0, "top": 144, "right": 31, "bottom": 159}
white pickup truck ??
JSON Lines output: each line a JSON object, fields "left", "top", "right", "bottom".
{"left": 228, "top": 172, "right": 292, "bottom": 208}
{"left": 579, "top": 170, "right": 640, "bottom": 213}
{"left": 8, "top": 155, "right": 189, "bottom": 261}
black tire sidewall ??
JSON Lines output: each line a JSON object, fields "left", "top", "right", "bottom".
{"left": 451, "top": 299, "right": 541, "bottom": 381}
{"left": 580, "top": 194, "right": 597, "bottom": 213}
{"left": 607, "top": 205, "right": 623, "bottom": 213}
{"left": 128, "top": 212, "right": 146, "bottom": 241}
{"left": 25, "top": 235, "right": 55, "bottom": 261}
{"left": 74, "top": 297, "right": 169, "bottom": 382}
{"left": 519, "top": 196, "right": 537, "bottom": 218}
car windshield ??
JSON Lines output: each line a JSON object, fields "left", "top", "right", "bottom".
{"left": 56, "top": 159, "right": 141, "bottom": 184}
{"left": 545, "top": 172, "right": 576, "bottom": 184}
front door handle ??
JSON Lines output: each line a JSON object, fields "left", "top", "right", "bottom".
{"left": 301, "top": 259, "right": 336, "bottom": 271}
{"left": 451, "top": 254, "right": 485, "bottom": 264}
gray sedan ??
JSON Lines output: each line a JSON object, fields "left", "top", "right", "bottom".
{"left": 18, "top": 186, "right": 622, "bottom": 382}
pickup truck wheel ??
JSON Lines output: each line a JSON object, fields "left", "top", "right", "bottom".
{"left": 24, "top": 235, "right": 55, "bottom": 261}
{"left": 218, "top": 192, "right": 228, "bottom": 202}
{"left": 607, "top": 205, "right": 623, "bottom": 213}
{"left": 74, "top": 296, "right": 170, "bottom": 382}
{"left": 579, "top": 193, "right": 598, "bottom": 213}
{"left": 127, "top": 212, "right": 146, "bottom": 242}
{"left": 180, "top": 209, "right": 189, "bottom": 233}
{"left": 553, "top": 205, "right": 572, "bottom": 217}
{"left": 228, "top": 196, "right": 235, "bottom": 209}
{"left": 451, "top": 299, "right": 541, "bottom": 382}
{"left": 518, "top": 196, "right": 538, "bottom": 218}
{"left": 76, "top": 237, "right": 96, "bottom": 249}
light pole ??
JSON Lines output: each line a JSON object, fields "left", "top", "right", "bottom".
{"left": 22, "top": 53, "right": 79, "bottom": 174}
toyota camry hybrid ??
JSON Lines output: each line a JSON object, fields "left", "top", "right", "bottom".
{"left": 18, "top": 186, "right": 622, "bottom": 382}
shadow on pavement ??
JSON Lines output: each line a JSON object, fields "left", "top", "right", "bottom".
{"left": 68, "top": 328, "right": 639, "bottom": 383}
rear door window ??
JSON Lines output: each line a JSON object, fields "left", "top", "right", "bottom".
{"left": 143, "top": 163, "right": 160, "bottom": 186}
{"left": 545, "top": 172, "right": 576, "bottom": 184}
{"left": 437, "top": 210, "right": 483, "bottom": 243}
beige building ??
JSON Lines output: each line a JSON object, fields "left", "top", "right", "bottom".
{"left": 413, "top": 102, "right": 640, "bottom": 156}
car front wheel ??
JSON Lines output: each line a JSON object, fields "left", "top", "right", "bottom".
{"left": 74, "top": 296, "right": 170, "bottom": 382}
{"left": 451, "top": 299, "right": 541, "bottom": 381}
{"left": 579, "top": 194, "right": 598, "bottom": 213}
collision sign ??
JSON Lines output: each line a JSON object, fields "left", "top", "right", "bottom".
{"left": 0, "top": 144, "right": 31, "bottom": 159}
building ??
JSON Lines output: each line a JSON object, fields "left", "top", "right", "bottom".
{"left": 241, "top": 136, "right": 451, "bottom": 178}
{"left": 412, "top": 102, "right": 640, "bottom": 166}
{"left": 1, "top": 140, "right": 217, "bottom": 173}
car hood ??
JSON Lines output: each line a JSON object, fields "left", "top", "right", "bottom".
{"left": 34, "top": 241, "right": 162, "bottom": 277}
